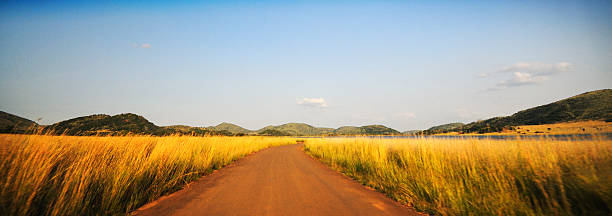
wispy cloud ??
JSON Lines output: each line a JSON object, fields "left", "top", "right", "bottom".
{"left": 132, "top": 43, "right": 151, "bottom": 48}
{"left": 297, "top": 97, "right": 328, "bottom": 108}
{"left": 498, "top": 62, "right": 572, "bottom": 75}
{"left": 499, "top": 71, "right": 538, "bottom": 87}
{"left": 484, "top": 62, "right": 572, "bottom": 90}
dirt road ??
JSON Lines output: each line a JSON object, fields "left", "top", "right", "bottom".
{"left": 133, "top": 144, "right": 420, "bottom": 216}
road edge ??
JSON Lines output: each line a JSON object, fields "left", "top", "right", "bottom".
{"left": 299, "top": 144, "right": 428, "bottom": 216}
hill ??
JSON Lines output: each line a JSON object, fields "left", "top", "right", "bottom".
{"left": 43, "top": 113, "right": 159, "bottom": 135}
{"left": 1, "top": 112, "right": 405, "bottom": 136}
{"left": 334, "top": 126, "right": 364, "bottom": 135}
{"left": 256, "top": 123, "right": 335, "bottom": 136}
{"left": 359, "top": 125, "right": 401, "bottom": 135}
{"left": 418, "top": 123, "right": 464, "bottom": 135}
{"left": 43, "top": 113, "right": 227, "bottom": 136}
{"left": 456, "top": 89, "right": 612, "bottom": 134}
{"left": 333, "top": 125, "right": 400, "bottom": 135}
{"left": 428, "top": 123, "right": 465, "bottom": 131}
{"left": 0, "top": 111, "right": 38, "bottom": 133}
{"left": 253, "top": 124, "right": 402, "bottom": 136}
{"left": 209, "top": 122, "right": 252, "bottom": 134}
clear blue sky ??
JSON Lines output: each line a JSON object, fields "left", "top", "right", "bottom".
{"left": 1, "top": 0, "right": 611, "bottom": 131}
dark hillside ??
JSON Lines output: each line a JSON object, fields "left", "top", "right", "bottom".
{"left": 44, "top": 113, "right": 158, "bottom": 135}
{"left": 458, "top": 89, "right": 612, "bottom": 133}
{"left": 0, "top": 111, "right": 38, "bottom": 133}
{"left": 418, "top": 123, "right": 464, "bottom": 135}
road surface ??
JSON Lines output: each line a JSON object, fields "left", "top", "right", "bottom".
{"left": 133, "top": 144, "right": 421, "bottom": 216}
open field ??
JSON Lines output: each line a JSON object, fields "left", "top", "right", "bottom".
{"left": 435, "top": 121, "right": 612, "bottom": 136}
{"left": 509, "top": 121, "right": 612, "bottom": 135}
{"left": 304, "top": 137, "right": 612, "bottom": 215}
{"left": 0, "top": 134, "right": 295, "bottom": 215}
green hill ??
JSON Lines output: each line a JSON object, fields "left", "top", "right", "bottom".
{"left": 359, "top": 125, "right": 400, "bottom": 135}
{"left": 209, "top": 122, "right": 252, "bottom": 134}
{"left": 428, "top": 123, "right": 465, "bottom": 131}
{"left": 1, "top": 111, "right": 404, "bottom": 136}
{"left": 43, "top": 113, "right": 159, "bottom": 135}
{"left": 418, "top": 123, "right": 465, "bottom": 135}
{"left": 456, "top": 89, "right": 612, "bottom": 134}
{"left": 333, "top": 125, "right": 400, "bottom": 135}
{"left": 0, "top": 111, "right": 38, "bottom": 133}
{"left": 43, "top": 113, "right": 228, "bottom": 136}
{"left": 254, "top": 124, "right": 400, "bottom": 136}
{"left": 334, "top": 126, "right": 365, "bottom": 135}
{"left": 256, "top": 123, "right": 334, "bottom": 136}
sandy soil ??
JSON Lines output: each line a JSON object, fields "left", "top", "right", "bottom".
{"left": 132, "top": 144, "right": 421, "bottom": 216}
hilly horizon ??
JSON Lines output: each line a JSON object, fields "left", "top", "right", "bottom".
{"left": 0, "top": 112, "right": 403, "bottom": 136}
{"left": 2, "top": 89, "right": 611, "bottom": 136}
{"left": 420, "top": 89, "right": 612, "bottom": 134}
{"left": 208, "top": 122, "right": 253, "bottom": 134}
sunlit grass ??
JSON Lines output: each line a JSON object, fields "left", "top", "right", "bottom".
{"left": 304, "top": 137, "right": 612, "bottom": 215}
{"left": 437, "top": 121, "right": 612, "bottom": 136}
{"left": 0, "top": 134, "right": 295, "bottom": 215}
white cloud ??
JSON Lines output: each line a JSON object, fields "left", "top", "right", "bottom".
{"left": 501, "top": 71, "right": 538, "bottom": 86}
{"left": 498, "top": 62, "right": 572, "bottom": 75}
{"left": 297, "top": 98, "right": 328, "bottom": 108}
{"left": 132, "top": 43, "right": 151, "bottom": 48}
{"left": 485, "top": 62, "right": 572, "bottom": 90}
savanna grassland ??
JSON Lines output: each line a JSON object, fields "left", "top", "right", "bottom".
{"left": 304, "top": 137, "right": 612, "bottom": 215}
{"left": 0, "top": 134, "right": 295, "bottom": 215}
{"left": 434, "top": 121, "right": 612, "bottom": 136}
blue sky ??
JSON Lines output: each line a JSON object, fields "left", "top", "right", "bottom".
{"left": 1, "top": 0, "right": 611, "bottom": 131}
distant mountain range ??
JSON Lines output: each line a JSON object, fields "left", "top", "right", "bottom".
{"left": 0, "top": 113, "right": 400, "bottom": 136}
{"left": 39, "top": 113, "right": 231, "bottom": 136}
{"left": 256, "top": 123, "right": 335, "bottom": 136}
{"left": 2, "top": 89, "right": 610, "bottom": 136}
{"left": 419, "top": 89, "right": 612, "bottom": 134}
{"left": 255, "top": 123, "right": 399, "bottom": 136}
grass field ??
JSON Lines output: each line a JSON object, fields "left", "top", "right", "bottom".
{"left": 304, "top": 136, "right": 612, "bottom": 215}
{"left": 437, "top": 121, "right": 612, "bottom": 136}
{"left": 0, "top": 134, "right": 295, "bottom": 216}
{"left": 509, "top": 121, "right": 612, "bottom": 135}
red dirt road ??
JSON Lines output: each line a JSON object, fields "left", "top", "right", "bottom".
{"left": 132, "top": 144, "right": 421, "bottom": 216}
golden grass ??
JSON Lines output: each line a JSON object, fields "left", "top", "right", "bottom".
{"left": 437, "top": 121, "right": 612, "bottom": 136}
{"left": 304, "top": 137, "right": 612, "bottom": 215}
{"left": 511, "top": 121, "right": 612, "bottom": 135}
{"left": 0, "top": 134, "right": 295, "bottom": 215}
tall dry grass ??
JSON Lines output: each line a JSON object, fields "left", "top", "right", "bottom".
{"left": 0, "top": 134, "right": 294, "bottom": 215}
{"left": 304, "top": 137, "right": 612, "bottom": 215}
